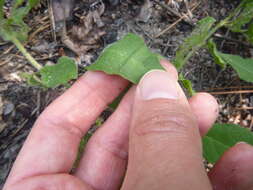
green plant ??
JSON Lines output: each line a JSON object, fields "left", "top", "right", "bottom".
{"left": 1, "top": 0, "right": 252, "bottom": 164}
{"left": 0, "top": 0, "right": 77, "bottom": 88}
{"left": 87, "top": 0, "right": 253, "bottom": 163}
{"left": 203, "top": 124, "right": 253, "bottom": 163}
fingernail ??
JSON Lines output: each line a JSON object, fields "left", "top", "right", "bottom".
{"left": 138, "top": 70, "right": 180, "bottom": 100}
{"left": 236, "top": 141, "right": 248, "bottom": 145}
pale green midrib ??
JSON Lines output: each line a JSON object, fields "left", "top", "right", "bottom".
{"left": 203, "top": 136, "right": 229, "bottom": 160}
{"left": 118, "top": 41, "right": 147, "bottom": 82}
{"left": 92, "top": 38, "right": 145, "bottom": 79}
{"left": 204, "top": 136, "right": 230, "bottom": 148}
{"left": 205, "top": 135, "right": 230, "bottom": 148}
{"left": 206, "top": 125, "right": 236, "bottom": 149}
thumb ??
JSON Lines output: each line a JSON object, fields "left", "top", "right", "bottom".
{"left": 122, "top": 70, "right": 212, "bottom": 190}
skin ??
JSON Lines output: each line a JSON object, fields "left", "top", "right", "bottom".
{"left": 3, "top": 60, "right": 253, "bottom": 190}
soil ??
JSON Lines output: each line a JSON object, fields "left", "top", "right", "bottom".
{"left": 1, "top": 0, "right": 253, "bottom": 188}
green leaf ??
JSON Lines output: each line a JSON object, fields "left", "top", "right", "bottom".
{"left": 206, "top": 39, "right": 253, "bottom": 83}
{"left": 11, "top": 6, "right": 30, "bottom": 21}
{"left": 228, "top": 0, "right": 253, "bottom": 33}
{"left": 0, "top": 0, "right": 4, "bottom": 19}
{"left": 0, "top": 0, "right": 39, "bottom": 43}
{"left": 0, "top": 14, "right": 29, "bottom": 42}
{"left": 245, "top": 22, "right": 253, "bottom": 44}
{"left": 12, "top": 0, "right": 25, "bottom": 9}
{"left": 22, "top": 56, "right": 78, "bottom": 88}
{"left": 27, "top": 0, "right": 40, "bottom": 9}
{"left": 39, "top": 56, "right": 78, "bottom": 88}
{"left": 207, "top": 39, "right": 226, "bottom": 68}
{"left": 178, "top": 74, "right": 195, "bottom": 96}
{"left": 87, "top": 33, "right": 164, "bottom": 84}
{"left": 225, "top": 0, "right": 253, "bottom": 44}
{"left": 12, "top": 0, "right": 39, "bottom": 14}
{"left": 173, "top": 17, "right": 216, "bottom": 70}
{"left": 218, "top": 53, "right": 253, "bottom": 83}
{"left": 203, "top": 124, "right": 253, "bottom": 163}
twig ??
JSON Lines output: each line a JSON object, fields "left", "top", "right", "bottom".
{"left": 184, "top": 0, "right": 193, "bottom": 18}
{"left": 155, "top": 16, "right": 184, "bottom": 38}
{"left": 214, "top": 33, "right": 253, "bottom": 48}
{"left": 36, "top": 54, "right": 59, "bottom": 61}
{"left": 28, "top": 23, "right": 50, "bottom": 42}
{"left": 153, "top": 0, "right": 194, "bottom": 26}
{"left": 220, "top": 29, "right": 229, "bottom": 49}
{"left": 36, "top": 91, "right": 41, "bottom": 116}
{"left": 48, "top": 0, "right": 57, "bottom": 41}
{"left": 155, "top": 2, "right": 200, "bottom": 38}
{"left": 0, "top": 56, "right": 12, "bottom": 66}
{"left": 0, "top": 45, "right": 15, "bottom": 57}
{"left": 250, "top": 118, "right": 253, "bottom": 131}
{"left": 135, "top": 22, "right": 154, "bottom": 41}
{"left": 153, "top": 0, "right": 182, "bottom": 18}
{"left": 208, "top": 85, "right": 253, "bottom": 91}
{"left": 0, "top": 41, "right": 9, "bottom": 46}
{"left": 211, "top": 69, "right": 224, "bottom": 89}
{"left": 235, "top": 107, "right": 253, "bottom": 110}
{"left": 209, "top": 89, "right": 253, "bottom": 95}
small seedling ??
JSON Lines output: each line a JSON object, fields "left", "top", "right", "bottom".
{"left": 0, "top": 0, "right": 78, "bottom": 88}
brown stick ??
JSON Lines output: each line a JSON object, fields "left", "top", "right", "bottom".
{"left": 155, "top": 2, "right": 200, "bottom": 38}
{"left": 209, "top": 90, "right": 253, "bottom": 95}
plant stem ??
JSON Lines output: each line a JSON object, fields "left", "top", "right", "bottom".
{"left": 178, "top": 19, "right": 229, "bottom": 71}
{"left": 11, "top": 37, "right": 42, "bottom": 70}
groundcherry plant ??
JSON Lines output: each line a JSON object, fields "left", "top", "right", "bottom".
{"left": 0, "top": 0, "right": 78, "bottom": 88}
{"left": 0, "top": 0, "right": 253, "bottom": 164}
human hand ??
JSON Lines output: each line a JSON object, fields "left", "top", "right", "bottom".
{"left": 3, "top": 61, "right": 253, "bottom": 190}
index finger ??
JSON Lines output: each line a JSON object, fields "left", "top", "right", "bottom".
{"left": 5, "top": 71, "right": 128, "bottom": 185}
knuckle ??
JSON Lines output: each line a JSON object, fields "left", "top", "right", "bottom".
{"left": 94, "top": 138, "right": 128, "bottom": 160}
{"left": 37, "top": 113, "right": 84, "bottom": 139}
{"left": 133, "top": 101, "right": 198, "bottom": 137}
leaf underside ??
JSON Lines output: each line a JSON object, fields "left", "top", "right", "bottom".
{"left": 203, "top": 124, "right": 253, "bottom": 163}
{"left": 206, "top": 40, "right": 253, "bottom": 83}
{"left": 218, "top": 53, "right": 253, "bottom": 83}
{"left": 87, "top": 33, "right": 164, "bottom": 84}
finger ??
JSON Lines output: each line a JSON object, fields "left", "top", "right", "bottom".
{"left": 122, "top": 70, "right": 212, "bottom": 190}
{"left": 161, "top": 60, "right": 218, "bottom": 136}
{"left": 189, "top": 92, "right": 219, "bottom": 136}
{"left": 4, "top": 174, "right": 92, "bottom": 190}
{"left": 209, "top": 142, "right": 253, "bottom": 190}
{"left": 74, "top": 69, "right": 217, "bottom": 190}
{"left": 5, "top": 71, "right": 128, "bottom": 185}
{"left": 160, "top": 59, "right": 178, "bottom": 80}
{"left": 74, "top": 60, "right": 176, "bottom": 190}
{"left": 75, "top": 86, "right": 135, "bottom": 190}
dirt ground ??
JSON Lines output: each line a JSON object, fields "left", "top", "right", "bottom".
{"left": 1, "top": 0, "right": 253, "bottom": 187}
